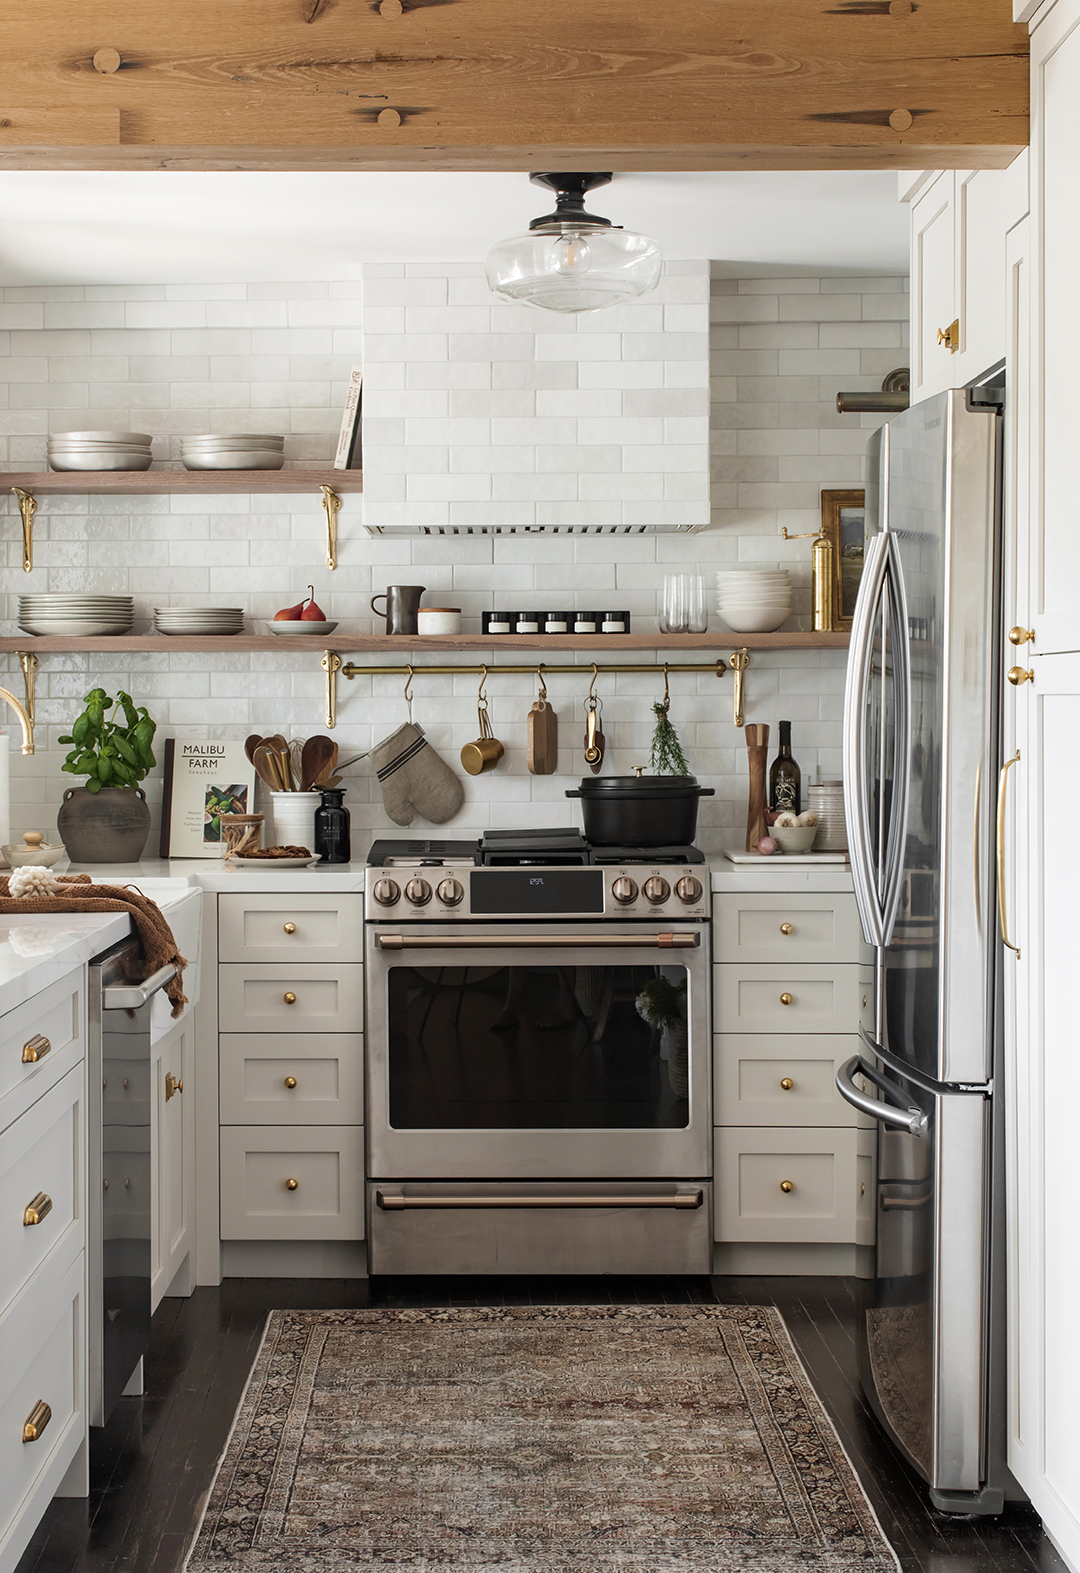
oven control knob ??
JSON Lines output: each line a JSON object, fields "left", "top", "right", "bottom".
{"left": 436, "top": 878, "right": 464, "bottom": 906}
{"left": 643, "top": 876, "right": 670, "bottom": 905}
{"left": 675, "top": 875, "right": 703, "bottom": 905}
{"left": 372, "top": 878, "right": 400, "bottom": 906}
{"left": 405, "top": 877, "right": 432, "bottom": 906}
{"left": 611, "top": 876, "right": 638, "bottom": 905}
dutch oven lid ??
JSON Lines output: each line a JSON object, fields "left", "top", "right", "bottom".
{"left": 567, "top": 772, "right": 714, "bottom": 797}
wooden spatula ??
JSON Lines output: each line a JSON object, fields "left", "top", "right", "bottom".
{"left": 301, "top": 735, "right": 337, "bottom": 792}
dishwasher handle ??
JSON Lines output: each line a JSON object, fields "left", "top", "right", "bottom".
{"left": 103, "top": 962, "right": 177, "bottom": 1010}
{"left": 836, "top": 1054, "right": 929, "bottom": 1137}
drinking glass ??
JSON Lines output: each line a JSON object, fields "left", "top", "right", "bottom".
{"left": 659, "top": 573, "right": 687, "bottom": 634}
{"left": 685, "top": 574, "right": 708, "bottom": 633}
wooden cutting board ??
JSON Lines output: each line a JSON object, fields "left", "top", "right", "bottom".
{"left": 527, "top": 701, "right": 558, "bottom": 775}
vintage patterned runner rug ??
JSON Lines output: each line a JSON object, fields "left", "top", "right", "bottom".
{"left": 185, "top": 1303, "right": 899, "bottom": 1572}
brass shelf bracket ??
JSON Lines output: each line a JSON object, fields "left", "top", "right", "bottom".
{"left": 321, "top": 649, "right": 342, "bottom": 729}
{"left": 0, "top": 651, "right": 38, "bottom": 753}
{"left": 320, "top": 484, "right": 341, "bottom": 570}
{"left": 729, "top": 648, "right": 750, "bottom": 727}
{"left": 12, "top": 487, "right": 37, "bottom": 573}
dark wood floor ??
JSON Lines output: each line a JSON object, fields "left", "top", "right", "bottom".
{"left": 16, "top": 1274, "right": 1068, "bottom": 1573}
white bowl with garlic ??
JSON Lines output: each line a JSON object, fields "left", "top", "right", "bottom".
{"left": 770, "top": 811, "right": 818, "bottom": 854}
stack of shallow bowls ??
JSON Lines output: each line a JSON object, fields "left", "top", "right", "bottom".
{"left": 48, "top": 431, "right": 152, "bottom": 472}
{"left": 19, "top": 594, "right": 134, "bottom": 636}
{"left": 154, "top": 606, "right": 245, "bottom": 636}
{"left": 182, "top": 434, "right": 285, "bottom": 471}
{"left": 715, "top": 568, "right": 792, "bottom": 633}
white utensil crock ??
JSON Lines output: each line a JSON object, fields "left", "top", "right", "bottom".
{"left": 270, "top": 791, "right": 321, "bottom": 851}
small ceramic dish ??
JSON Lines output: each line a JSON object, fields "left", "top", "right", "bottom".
{"left": 770, "top": 823, "right": 818, "bottom": 854}
{"left": 2, "top": 839, "right": 66, "bottom": 868}
{"left": 230, "top": 853, "right": 322, "bottom": 868}
{"left": 266, "top": 620, "right": 338, "bottom": 635}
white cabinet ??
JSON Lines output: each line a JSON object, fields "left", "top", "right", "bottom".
{"left": 150, "top": 1017, "right": 194, "bottom": 1313}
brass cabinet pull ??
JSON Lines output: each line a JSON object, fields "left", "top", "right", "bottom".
{"left": 1009, "top": 625, "right": 1035, "bottom": 647}
{"left": 22, "top": 1400, "right": 51, "bottom": 1443}
{"left": 937, "top": 318, "right": 959, "bottom": 352}
{"left": 780, "top": 1180, "right": 795, "bottom": 1194}
{"left": 283, "top": 991, "right": 297, "bottom": 1005}
{"left": 164, "top": 1072, "right": 183, "bottom": 1101}
{"left": 286, "top": 1177, "right": 299, "bottom": 1191}
{"left": 997, "top": 749, "right": 1021, "bottom": 959}
{"left": 23, "top": 1190, "right": 52, "bottom": 1226}
{"left": 779, "top": 922, "right": 794, "bottom": 935}
{"left": 1007, "top": 666, "right": 1034, "bottom": 687}
{"left": 779, "top": 992, "right": 794, "bottom": 1006}
{"left": 863, "top": 993, "right": 868, "bottom": 1007}
{"left": 284, "top": 1076, "right": 298, "bottom": 1089}
{"left": 780, "top": 1077, "right": 794, "bottom": 1091}
{"left": 21, "top": 1034, "right": 50, "bottom": 1064}
{"left": 283, "top": 922, "right": 297, "bottom": 934}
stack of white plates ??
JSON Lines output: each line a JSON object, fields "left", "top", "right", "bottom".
{"left": 48, "top": 431, "right": 152, "bottom": 473}
{"left": 19, "top": 594, "right": 134, "bottom": 636}
{"left": 715, "top": 568, "right": 792, "bottom": 633}
{"left": 153, "top": 606, "right": 245, "bottom": 636}
{"left": 182, "top": 435, "right": 285, "bottom": 471}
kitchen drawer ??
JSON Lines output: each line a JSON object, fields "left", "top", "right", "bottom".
{"left": 712, "top": 892, "right": 868, "bottom": 965}
{"left": 714, "top": 1033, "right": 871, "bottom": 1127}
{"left": 0, "top": 1065, "right": 83, "bottom": 1317}
{"left": 715, "top": 1126, "right": 876, "bottom": 1244}
{"left": 0, "top": 1248, "right": 85, "bottom": 1571}
{"left": 219, "top": 1126, "right": 364, "bottom": 1241}
{"left": 0, "top": 971, "right": 83, "bottom": 1132}
{"left": 713, "top": 963, "right": 862, "bottom": 1035}
{"left": 218, "top": 893, "right": 363, "bottom": 965}
{"left": 218, "top": 964, "right": 363, "bottom": 1035}
{"left": 219, "top": 1033, "right": 364, "bottom": 1126}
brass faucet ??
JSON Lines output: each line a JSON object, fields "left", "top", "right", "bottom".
{"left": 0, "top": 686, "right": 34, "bottom": 753}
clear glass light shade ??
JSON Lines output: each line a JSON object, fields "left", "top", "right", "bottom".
{"left": 485, "top": 224, "right": 662, "bottom": 312}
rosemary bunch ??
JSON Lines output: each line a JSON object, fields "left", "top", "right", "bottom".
{"left": 649, "top": 700, "right": 690, "bottom": 776}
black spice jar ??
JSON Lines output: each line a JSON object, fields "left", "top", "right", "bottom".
{"left": 314, "top": 788, "right": 351, "bottom": 864}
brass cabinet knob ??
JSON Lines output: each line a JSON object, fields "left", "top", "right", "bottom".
{"left": 780, "top": 1180, "right": 795, "bottom": 1194}
{"left": 779, "top": 992, "right": 794, "bottom": 1006}
{"left": 937, "top": 318, "right": 959, "bottom": 352}
{"left": 863, "top": 994, "right": 868, "bottom": 1007}
{"left": 164, "top": 1072, "right": 183, "bottom": 1101}
{"left": 286, "top": 1177, "right": 299, "bottom": 1191}
{"left": 283, "top": 992, "right": 297, "bottom": 1005}
{"left": 1009, "top": 626, "right": 1035, "bottom": 647}
{"left": 612, "top": 876, "right": 638, "bottom": 905}
{"left": 284, "top": 1076, "right": 298, "bottom": 1089}
{"left": 779, "top": 922, "right": 794, "bottom": 935}
{"left": 643, "top": 876, "right": 670, "bottom": 905}
{"left": 861, "top": 1181, "right": 866, "bottom": 1196}
{"left": 1007, "top": 666, "right": 1034, "bottom": 687}
{"left": 22, "top": 1400, "right": 51, "bottom": 1444}
{"left": 780, "top": 1077, "right": 794, "bottom": 1091}
{"left": 283, "top": 922, "right": 297, "bottom": 934}
{"left": 23, "top": 1190, "right": 52, "bottom": 1227}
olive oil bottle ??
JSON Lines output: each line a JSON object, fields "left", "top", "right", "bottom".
{"left": 769, "top": 720, "right": 801, "bottom": 815}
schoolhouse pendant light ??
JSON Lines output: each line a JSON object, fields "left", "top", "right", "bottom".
{"left": 485, "top": 173, "right": 662, "bottom": 313}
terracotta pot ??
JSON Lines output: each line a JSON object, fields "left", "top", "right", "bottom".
{"left": 57, "top": 786, "right": 151, "bottom": 864}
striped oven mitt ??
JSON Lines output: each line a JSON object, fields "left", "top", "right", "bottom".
{"left": 369, "top": 722, "right": 465, "bottom": 826}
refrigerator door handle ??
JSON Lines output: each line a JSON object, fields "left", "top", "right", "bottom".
{"left": 880, "top": 534, "right": 913, "bottom": 946}
{"left": 836, "top": 1053, "right": 930, "bottom": 1137}
{"left": 843, "top": 530, "right": 891, "bottom": 946}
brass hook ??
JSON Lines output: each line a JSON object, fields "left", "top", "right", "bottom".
{"left": 403, "top": 664, "right": 414, "bottom": 705}
{"left": 662, "top": 662, "right": 670, "bottom": 710}
{"left": 477, "top": 664, "right": 489, "bottom": 705}
{"left": 536, "top": 665, "right": 547, "bottom": 707}
{"left": 587, "top": 663, "right": 599, "bottom": 703}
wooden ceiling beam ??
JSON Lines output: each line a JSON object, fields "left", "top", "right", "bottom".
{"left": 0, "top": 0, "right": 1028, "bottom": 171}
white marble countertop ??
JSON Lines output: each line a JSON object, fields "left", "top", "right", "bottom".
{"left": 707, "top": 854, "right": 854, "bottom": 893}
{"left": 57, "top": 858, "right": 367, "bottom": 894}
{"left": 0, "top": 911, "right": 133, "bottom": 1016}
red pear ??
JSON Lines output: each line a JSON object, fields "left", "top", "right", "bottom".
{"left": 273, "top": 598, "right": 305, "bottom": 621}
{"left": 301, "top": 585, "right": 327, "bottom": 621}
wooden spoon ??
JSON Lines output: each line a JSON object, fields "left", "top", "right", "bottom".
{"left": 302, "top": 735, "right": 337, "bottom": 792}
{"left": 244, "top": 734, "right": 265, "bottom": 768}
{"left": 253, "top": 743, "right": 288, "bottom": 793}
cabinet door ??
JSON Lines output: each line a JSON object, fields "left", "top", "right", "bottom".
{"left": 956, "top": 169, "right": 1008, "bottom": 378}
{"left": 150, "top": 1021, "right": 193, "bottom": 1313}
{"left": 714, "top": 1126, "right": 874, "bottom": 1244}
{"left": 911, "top": 173, "right": 956, "bottom": 399}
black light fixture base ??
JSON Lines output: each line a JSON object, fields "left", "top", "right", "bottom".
{"left": 527, "top": 172, "right": 614, "bottom": 231}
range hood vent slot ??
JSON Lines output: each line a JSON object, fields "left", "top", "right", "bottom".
{"left": 364, "top": 521, "right": 699, "bottom": 537}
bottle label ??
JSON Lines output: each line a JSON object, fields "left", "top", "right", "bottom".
{"left": 773, "top": 779, "right": 798, "bottom": 811}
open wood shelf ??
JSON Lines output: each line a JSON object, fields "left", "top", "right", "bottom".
{"left": 3, "top": 468, "right": 362, "bottom": 495}
{"left": 0, "top": 631, "right": 850, "bottom": 655}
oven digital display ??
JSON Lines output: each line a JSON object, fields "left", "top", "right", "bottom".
{"left": 470, "top": 868, "right": 605, "bottom": 915}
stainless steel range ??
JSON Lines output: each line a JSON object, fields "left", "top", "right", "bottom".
{"left": 364, "top": 828, "right": 712, "bottom": 1276}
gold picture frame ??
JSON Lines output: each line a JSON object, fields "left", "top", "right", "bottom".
{"left": 821, "top": 488, "right": 866, "bottom": 633}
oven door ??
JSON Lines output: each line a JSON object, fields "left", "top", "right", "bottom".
{"left": 366, "top": 922, "right": 710, "bottom": 1180}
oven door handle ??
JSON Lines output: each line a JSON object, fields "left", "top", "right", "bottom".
{"left": 375, "top": 932, "right": 699, "bottom": 950}
{"left": 376, "top": 1191, "right": 704, "bottom": 1210}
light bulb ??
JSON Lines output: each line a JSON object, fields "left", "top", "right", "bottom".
{"left": 551, "top": 230, "right": 590, "bottom": 275}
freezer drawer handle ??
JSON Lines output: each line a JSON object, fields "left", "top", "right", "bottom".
{"left": 103, "top": 963, "right": 177, "bottom": 1010}
{"left": 375, "top": 933, "right": 699, "bottom": 951}
{"left": 376, "top": 1190, "right": 704, "bottom": 1210}
{"left": 836, "top": 1054, "right": 928, "bottom": 1137}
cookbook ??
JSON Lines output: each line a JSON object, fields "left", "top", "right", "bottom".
{"left": 159, "top": 738, "right": 257, "bottom": 859}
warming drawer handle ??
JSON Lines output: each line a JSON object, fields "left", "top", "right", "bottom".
{"left": 375, "top": 933, "right": 699, "bottom": 951}
{"left": 836, "top": 1054, "right": 928, "bottom": 1138}
{"left": 376, "top": 1190, "right": 703, "bottom": 1210}
{"left": 103, "top": 963, "right": 177, "bottom": 1010}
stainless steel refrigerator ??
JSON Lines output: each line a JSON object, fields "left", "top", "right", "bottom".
{"left": 836, "top": 384, "right": 1019, "bottom": 1514}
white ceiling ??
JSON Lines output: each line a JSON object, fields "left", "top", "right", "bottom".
{"left": 0, "top": 169, "right": 908, "bottom": 285}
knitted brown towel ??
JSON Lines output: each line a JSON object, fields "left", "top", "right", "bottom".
{"left": 0, "top": 874, "right": 189, "bottom": 1016}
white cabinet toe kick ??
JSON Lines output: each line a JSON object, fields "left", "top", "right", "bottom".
{"left": 367, "top": 1181, "right": 712, "bottom": 1276}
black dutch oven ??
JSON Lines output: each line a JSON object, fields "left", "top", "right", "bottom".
{"left": 566, "top": 772, "right": 715, "bottom": 847}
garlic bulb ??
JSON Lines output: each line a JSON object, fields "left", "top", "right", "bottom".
{"left": 774, "top": 812, "right": 798, "bottom": 829}
{"left": 796, "top": 811, "right": 818, "bottom": 827}
{"left": 8, "top": 866, "right": 64, "bottom": 899}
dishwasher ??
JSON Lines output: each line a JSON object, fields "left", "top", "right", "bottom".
{"left": 88, "top": 937, "right": 178, "bottom": 1427}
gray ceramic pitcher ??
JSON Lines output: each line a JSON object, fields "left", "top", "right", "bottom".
{"left": 371, "top": 585, "right": 427, "bottom": 635}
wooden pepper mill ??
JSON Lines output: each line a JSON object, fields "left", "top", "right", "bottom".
{"left": 745, "top": 724, "right": 770, "bottom": 852}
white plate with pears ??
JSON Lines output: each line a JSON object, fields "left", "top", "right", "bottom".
{"left": 267, "top": 586, "right": 337, "bottom": 635}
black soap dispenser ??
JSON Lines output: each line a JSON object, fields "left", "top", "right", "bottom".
{"left": 314, "top": 787, "right": 351, "bottom": 865}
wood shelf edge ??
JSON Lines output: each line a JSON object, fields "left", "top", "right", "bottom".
{"left": 0, "top": 631, "right": 850, "bottom": 654}
{"left": 2, "top": 468, "right": 363, "bottom": 494}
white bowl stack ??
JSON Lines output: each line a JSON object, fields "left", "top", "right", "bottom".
{"left": 154, "top": 606, "right": 245, "bottom": 636}
{"left": 48, "top": 431, "right": 152, "bottom": 472}
{"left": 715, "top": 568, "right": 792, "bottom": 633}
{"left": 182, "top": 435, "right": 285, "bottom": 471}
{"left": 19, "top": 594, "right": 134, "bottom": 636}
